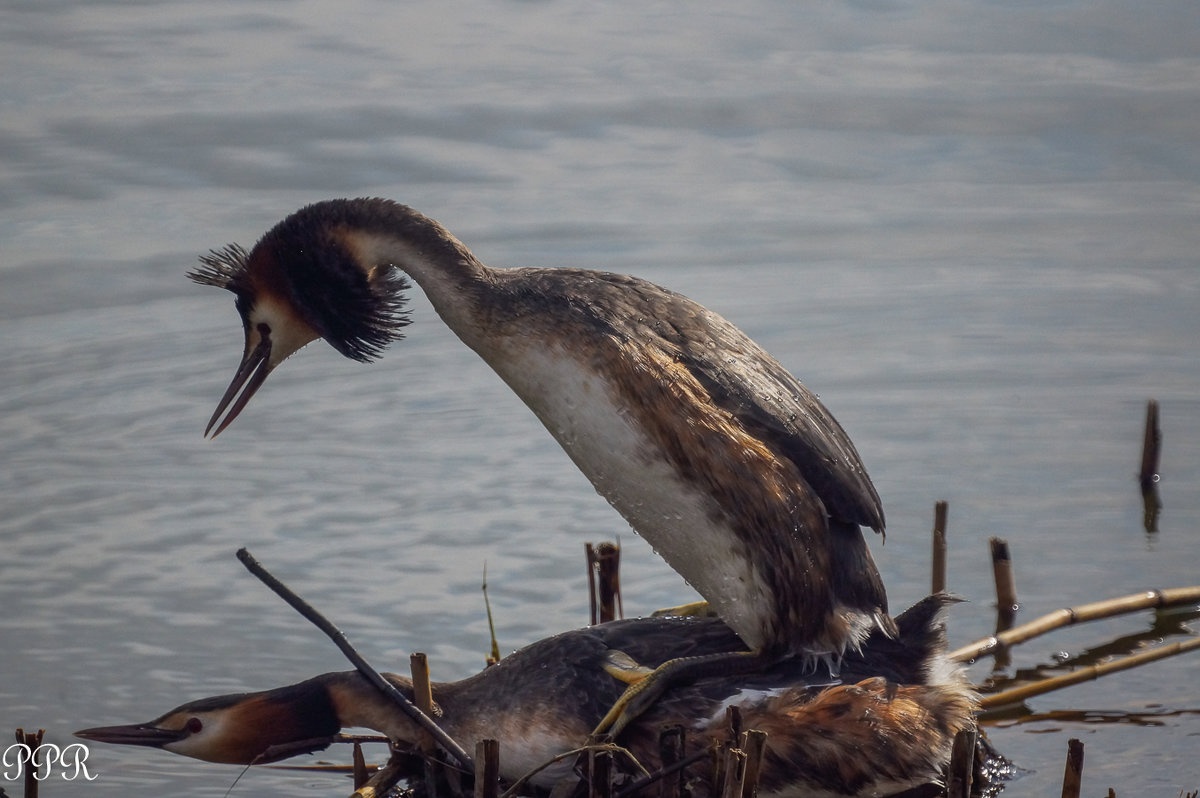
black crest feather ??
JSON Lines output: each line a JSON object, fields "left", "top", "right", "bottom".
{"left": 189, "top": 244, "right": 250, "bottom": 292}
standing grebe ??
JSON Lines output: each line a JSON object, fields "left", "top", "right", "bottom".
{"left": 77, "top": 596, "right": 974, "bottom": 797}
{"left": 190, "top": 199, "right": 892, "bottom": 727}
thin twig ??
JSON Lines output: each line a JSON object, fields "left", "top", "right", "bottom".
{"left": 950, "top": 586, "right": 1200, "bottom": 662}
{"left": 236, "top": 547, "right": 474, "bottom": 772}
{"left": 499, "top": 741, "right": 652, "bottom": 798}
{"left": 614, "top": 747, "right": 713, "bottom": 798}
{"left": 482, "top": 562, "right": 501, "bottom": 665}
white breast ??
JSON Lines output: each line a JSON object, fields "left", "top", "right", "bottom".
{"left": 492, "top": 344, "right": 774, "bottom": 651}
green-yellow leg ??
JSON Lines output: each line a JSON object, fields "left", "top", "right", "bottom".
{"left": 601, "top": 650, "right": 656, "bottom": 684}
{"left": 593, "top": 649, "right": 774, "bottom": 738}
{"left": 649, "top": 600, "right": 718, "bottom": 618}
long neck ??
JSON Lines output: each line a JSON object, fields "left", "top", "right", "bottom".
{"left": 321, "top": 671, "right": 426, "bottom": 743}
{"left": 321, "top": 668, "right": 592, "bottom": 784}
{"left": 337, "top": 200, "right": 497, "bottom": 347}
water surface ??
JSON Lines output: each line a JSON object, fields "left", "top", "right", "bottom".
{"left": 2, "top": 2, "right": 1198, "bottom": 795}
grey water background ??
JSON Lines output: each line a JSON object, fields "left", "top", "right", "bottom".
{"left": 2, "top": 1, "right": 1199, "bottom": 794}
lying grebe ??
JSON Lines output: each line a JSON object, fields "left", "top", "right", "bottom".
{"left": 78, "top": 596, "right": 973, "bottom": 797}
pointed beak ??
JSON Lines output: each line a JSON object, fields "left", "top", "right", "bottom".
{"left": 205, "top": 325, "right": 274, "bottom": 438}
{"left": 75, "top": 723, "right": 188, "bottom": 749}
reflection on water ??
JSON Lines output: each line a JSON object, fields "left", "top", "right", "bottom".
{"left": 977, "top": 605, "right": 1200, "bottom": 723}
{"left": 3, "top": 1, "right": 1200, "bottom": 796}
{"left": 992, "top": 706, "right": 1200, "bottom": 731}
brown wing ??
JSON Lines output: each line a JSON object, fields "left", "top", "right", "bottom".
{"left": 574, "top": 271, "right": 885, "bottom": 533}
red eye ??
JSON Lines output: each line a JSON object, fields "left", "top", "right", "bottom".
{"left": 185, "top": 717, "right": 203, "bottom": 734}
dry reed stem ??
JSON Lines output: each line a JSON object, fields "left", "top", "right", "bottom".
{"left": 588, "top": 733, "right": 615, "bottom": 798}
{"left": 410, "top": 653, "right": 436, "bottom": 754}
{"left": 657, "top": 725, "right": 685, "bottom": 798}
{"left": 950, "top": 586, "right": 1200, "bottom": 662}
{"left": 15, "top": 728, "right": 44, "bottom": 798}
{"left": 1060, "top": 738, "right": 1084, "bottom": 798}
{"left": 932, "top": 500, "right": 949, "bottom": 594}
{"left": 737, "top": 730, "right": 767, "bottom": 798}
{"left": 474, "top": 739, "right": 500, "bottom": 798}
{"left": 989, "top": 538, "right": 1018, "bottom": 623}
{"left": 352, "top": 741, "right": 369, "bottom": 790}
{"left": 1140, "top": 399, "right": 1163, "bottom": 532}
{"left": 978, "top": 635, "right": 1200, "bottom": 711}
{"left": 411, "top": 652, "right": 443, "bottom": 798}
{"left": 1139, "top": 399, "right": 1161, "bottom": 491}
{"left": 587, "top": 542, "right": 624, "bottom": 625}
{"left": 944, "top": 726, "right": 977, "bottom": 798}
{"left": 720, "top": 746, "right": 747, "bottom": 798}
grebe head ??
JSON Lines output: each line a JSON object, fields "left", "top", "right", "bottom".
{"left": 75, "top": 679, "right": 342, "bottom": 765}
{"left": 189, "top": 200, "right": 413, "bottom": 437}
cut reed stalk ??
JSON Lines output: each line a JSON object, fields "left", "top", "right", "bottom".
{"left": 410, "top": 653, "right": 435, "bottom": 753}
{"left": 737, "top": 729, "right": 767, "bottom": 798}
{"left": 950, "top": 586, "right": 1200, "bottom": 662}
{"left": 989, "top": 537, "right": 1018, "bottom": 627}
{"left": 1139, "top": 399, "right": 1161, "bottom": 492}
{"left": 1140, "top": 399, "right": 1163, "bottom": 532}
{"left": 978, "top": 635, "right": 1200, "bottom": 711}
{"left": 15, "top": 727, "right": 44, "bottom": 798}
{"left": 411, "top": 652, "right": 442, "bottom": 798}
{"left": 1060, "top": 738, "right": 1084, "bottom": 798}
{"left": 587, "top": 542, "right": 624, "bottom": 625}
{"left": 945, "top": 726, "right": 977, "bottom": 798}
{"left": 474, "top": 739, "right": 500, "bottom": 798}
{"left": 352, "top": 741, "right": 368, "bottom": 790}
{"left": 932, "top": 500, "right": 949, "bottom": 594}
{"left": 657, "top": 726, "right": 685, "bottom": 798}
{"left": 720, "top": 746, "right": 747, "bottom": 798}
{"left": 586, "top": 733, "right": 614, "bottom": 798}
